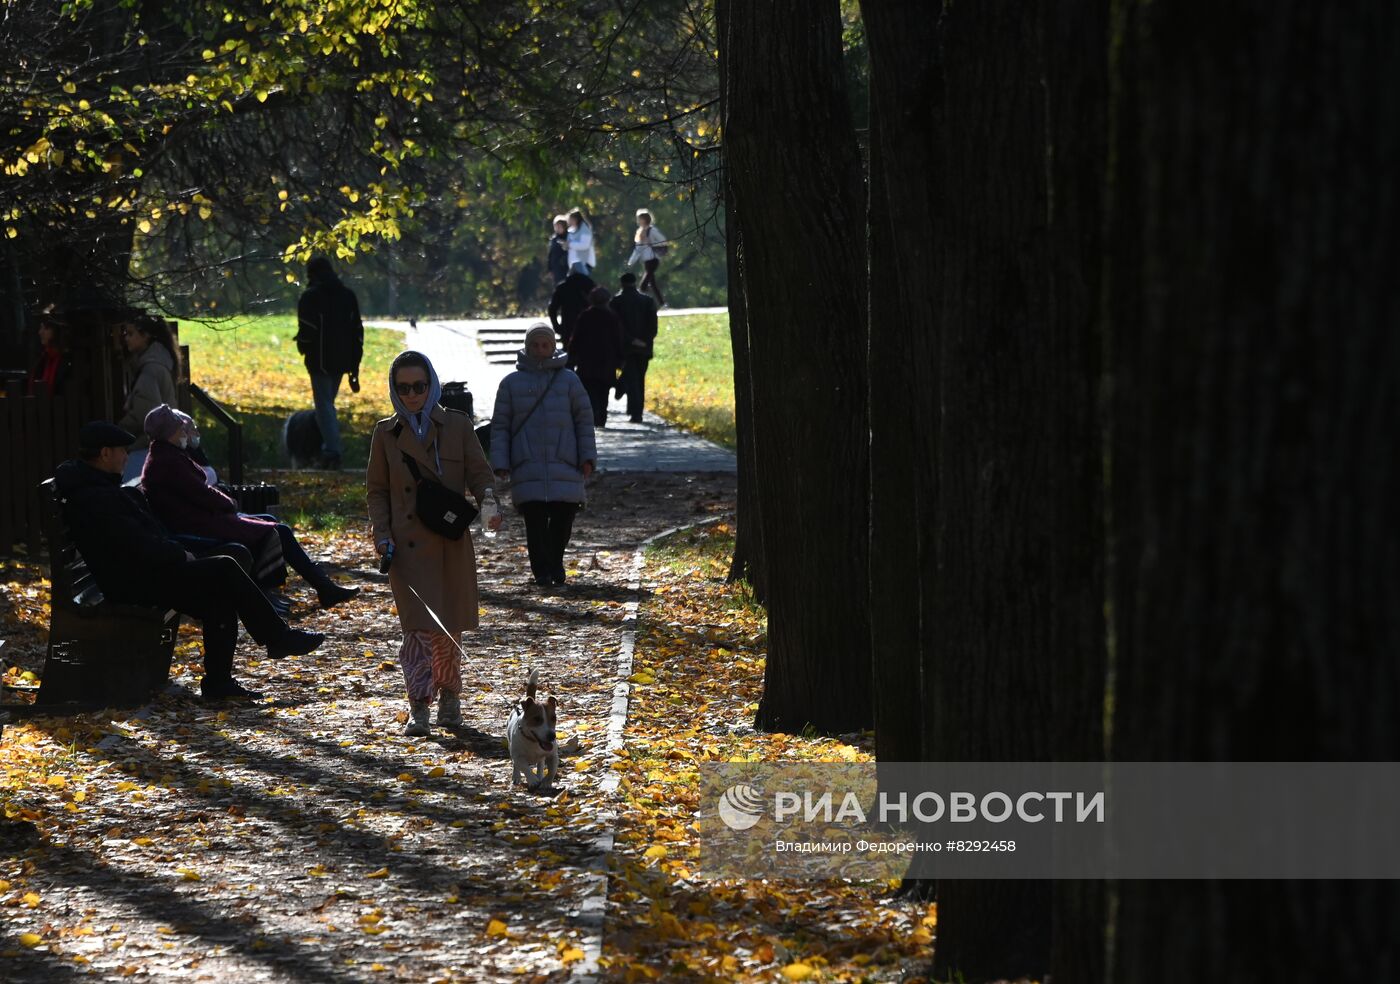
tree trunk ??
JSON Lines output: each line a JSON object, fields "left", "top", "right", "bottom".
{"left": 716, "top": 11, "right": 767, "bottom": 602}
{"left": 1107, "top": 2, "right": 1400, "bottom": 980}
{"left": 863, "top": 0, "right": 935, "bottom": 766}
{"left": 861, "top": 0, "right": 1107, "bottom": 978}
{"left": 719, "top": 0, "right": 872, "bottom": 733}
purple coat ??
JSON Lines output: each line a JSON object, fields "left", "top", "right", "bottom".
{"left": 140, "top": 439, "right": 277, "bottom": 549}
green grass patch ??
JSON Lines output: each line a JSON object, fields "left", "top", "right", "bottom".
{"left": 180, "top": 314, "right": 404, "bottom": 471}
{"left": 649, "top": 312, "right": 735, "bottom": 449}
{"left": 645, "top": 519, "right": 762, "bottom": 619}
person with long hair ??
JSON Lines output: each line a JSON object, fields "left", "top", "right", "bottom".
{"left": 627, "top": 208, "right": 667, "bottom": 307}
{"left": 566, "top": 207, "right": 596, "bottom": 275}
{"left": 26, "top": 308, "right": 72, "bottom": 397}
{"left": 117, "top": 313, "right": 180, "bottom": 483}
{"left": 367, "top": 351, "right": 500, "bottom": 736}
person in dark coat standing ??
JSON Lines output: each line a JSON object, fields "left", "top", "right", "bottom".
{"left": 608, "top": 273, "right": 659, "bottom": 422}
{"left": 52, "top": 421, "right": 325, "bottom": 701}
{"left": 140, "top": 405, "right": 360, "bottom": 610}
{"left": 27, "top": 309, "right": 73, "bottom": 397}
{"left": 296, "top": 256, "right": 364, "bottom": 470}
{"left": 547, "top": 270, "right": 595, "bottom": 353}
{"left": 568, "top": 287, "right": 624, "bottom": 428}
{"left": 546, "top": 215, "right": 570, "bottom": 285}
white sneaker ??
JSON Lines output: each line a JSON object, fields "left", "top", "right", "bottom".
{"left": 404, "top": 701, "right": 432, "bottom": 737}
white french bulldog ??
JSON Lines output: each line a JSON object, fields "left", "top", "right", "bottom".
{"left": 506, "top": 668, "right": 558, "bottom": 791}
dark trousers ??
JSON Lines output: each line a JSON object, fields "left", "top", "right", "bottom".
{"left": 619, "top": 354, "right": 650, "bottom": 420}
{"left": 113, "top": 556, "right": 287, "bottom": 683}
{"left": 518, "top": 501, "right": 581, "bottom": 585}
{"left": 641, "top": 258, "right": 664, "bottom": 306}
{"left": 244, "top": 516, "right": 329, "bottom": 591}
{"left": 581, "top": 376, "right": 614, "bottom": 427}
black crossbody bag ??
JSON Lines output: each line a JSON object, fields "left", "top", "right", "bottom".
{"left": 392, "top": 422, "right": 477, "bottom": 540}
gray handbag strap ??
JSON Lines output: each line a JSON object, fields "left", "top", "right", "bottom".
{"left": 512, "top": 369, "right": 561, "bottom": 439}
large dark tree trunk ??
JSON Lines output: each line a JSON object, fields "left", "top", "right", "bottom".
{"left": 716, "top": 15, "right": 767, "bottom": 603}
{"left": 719, "top": 0, "right": 872, "bottom": 733}
{"left": 861, "top": 0, "right": 1108, "bottom": 978}
{"left": 863, "top": 0, "right": 935, "bottom": 766}
{"left": 1107, "top": 2, "right": 1400, "bottom": 981}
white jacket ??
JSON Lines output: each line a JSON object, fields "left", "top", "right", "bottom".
{"left": 567, "top": 222, "right": 596, "bottom": 268}
{"left": 628, "top": 225, "right": 667, "bottom": 265}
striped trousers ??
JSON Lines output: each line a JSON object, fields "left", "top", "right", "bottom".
{"left": 399, "top": 630, "right": 461, "bottom": 703}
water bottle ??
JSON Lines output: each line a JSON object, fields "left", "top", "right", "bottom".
{"left": 481, "top": 489, "right": 502, "bottom": 539}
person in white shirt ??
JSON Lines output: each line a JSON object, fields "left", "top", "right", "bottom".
{"left": 566, "top": 208, "right": 596, "bottom": 275}
{"left": 627, "top": 208, "right": 667, "bottom": 307}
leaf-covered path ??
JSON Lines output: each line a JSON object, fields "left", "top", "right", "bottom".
{"left": 1, "top": 472, "right": 736, "bottom": 983}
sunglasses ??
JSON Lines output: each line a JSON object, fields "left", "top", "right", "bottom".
{"left": 395, "top": 381, "right": 429, "bottom": 396}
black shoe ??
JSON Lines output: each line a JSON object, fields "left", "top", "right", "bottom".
{"left": 201, "top": 678, "right": 263, "bottom": 702}
{"left": 613, "top": 384, "right": 624, "bottom": 399}
{"left": 266, "top": 628, "right": 324, "bottom": 660}
{"left": 629, "top": 415, "right": 643, "bottom": 423}
{"left": 318, "top": 453, "right": 342, "bottom": 470}
{"left": 317, "top": 582, "right": 360, "bottom": 609}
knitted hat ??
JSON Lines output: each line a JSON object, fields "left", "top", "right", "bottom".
{"left": 144, "top": 403, "right": 192, "bottom": 442}
{"left": 524, "top": 323, "right": 556, "bottom": 347}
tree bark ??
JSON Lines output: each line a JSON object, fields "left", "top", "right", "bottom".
{"left": 1107, "top": 2, "right": 1400, "bottom": 980}
{"left": 861, "top": 0, "right": 1108, "bottom": 977}
{"left": 715, "top": 7, "right": 767, "bottom": 602}
{"left": 719, "top": 0, "right": 872, "bottom": 733}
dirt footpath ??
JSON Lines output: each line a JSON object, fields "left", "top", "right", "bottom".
{"left": 0, "top": 471, "right": 735, "bottom": 984}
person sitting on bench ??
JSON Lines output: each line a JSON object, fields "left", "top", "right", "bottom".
{"left": 53, "top": 421, "right": 325, "bottom": 701}
{"left": 139, "top": 405, "right": 359, "bottom": 612}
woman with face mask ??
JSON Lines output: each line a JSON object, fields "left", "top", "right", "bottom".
{"left": 367, "top": 351, "right": 501, "bottom": 736}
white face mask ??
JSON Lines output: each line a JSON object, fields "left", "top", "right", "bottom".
{"left": 188, "top": 432, "right": 201, "bottom": 449}
{"left": 174, "top": 434, "right": 189, "bottom": 449}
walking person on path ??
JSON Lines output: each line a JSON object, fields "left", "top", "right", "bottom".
{"left": 568, "top": 287, "right": 624, "bottom": 428}
{"left": 296, "top": 256, "right": 364, "bottom": 470}
{"left": 547, "top": 215, "right": 570, "bottom": 285}
{"left": 368, "top": 351, "right": 501, "bottom": 736}
{"left": 627, "top": 208, "right": 667, "bottom": 307}
{"left": 609, "top": 273, "right": 659, "bottom": 422}
{"left": 566, "top": 207, "right": 596, "bottom": 275}
{"left": 490, "top": 324, "right": 596, "bottom": 589}
{"left": 548, "top": 269, "right": 595, "bottom": 352}
{"left": 117, "top": 313, "right": 179, "bottom": 484}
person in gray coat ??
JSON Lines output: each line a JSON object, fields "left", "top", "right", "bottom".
{"left": 490, "top": 323, "right": 597, "bottom": 588}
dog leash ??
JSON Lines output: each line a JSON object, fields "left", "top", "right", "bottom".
{"left": 404, "top": 583, "right": 471, "bottom": 661}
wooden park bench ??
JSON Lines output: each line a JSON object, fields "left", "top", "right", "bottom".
{"left": 34, "top": 478, "right": 180, "bottom": 708}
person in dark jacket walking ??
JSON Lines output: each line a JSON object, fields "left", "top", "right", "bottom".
{"left": 547, "top": 270, "right": 595, "bottom": 352}
{"left": 608, "top": 273, "right": 659, "bottom": 422}
{"left": 53, "top": 421, "right": 325, "bottom": 701}
{"left": 568, "top": 287, "right": 624, "bottom": 428}
{"left": 296, "top": 256, "right": 364, "bottom": 470}
{"left": 546, "top": 215, "right": 570, "bottom": 285}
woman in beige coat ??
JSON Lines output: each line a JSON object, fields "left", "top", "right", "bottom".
{"left": 367, "top": 351, "right": 500, "bottom": 735}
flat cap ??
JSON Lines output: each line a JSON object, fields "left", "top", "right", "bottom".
{"left": 78, "top": 420, "right": 136, "bottom": 450}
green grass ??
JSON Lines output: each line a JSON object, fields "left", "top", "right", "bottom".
{"left": 179, "top": 314, "right": 405, "bottom": 472}
{"left": 649, "top": 312, "right": 736, "bottom": 449}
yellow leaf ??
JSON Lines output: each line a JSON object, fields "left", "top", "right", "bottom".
{"left": 629, "top": 672, "right": 655, "bottom": 685}
{"left": 177, "top": 868, "right": 201, "bottom": 882}
{"left": 362, "top": 925, "right": 388, "bottom": 935}
{"left": 560, "top": 946, "right": 585, "bottom": 965}
{"left": 138, "top": 220, "right": 151, "bottom": 233}
{"left": 643, "top": 845, "right": 667, "bottom": 860}
{"left": 18, "top": 933, "right": 43, "bottom": 948}
{"left": 22, "top": 892, "right": 41, "bottom": 907}
{"left": 781, "top": 964, "right": 817, "bottom": 981}
{"left": 428, "top": 766, "right": 445, "bottom": 778}
{"left": 485, "top": 918, "right": 508, "bottom": 938}
{"left": 366, "top": 867, "right": 390, "bottom": 879}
